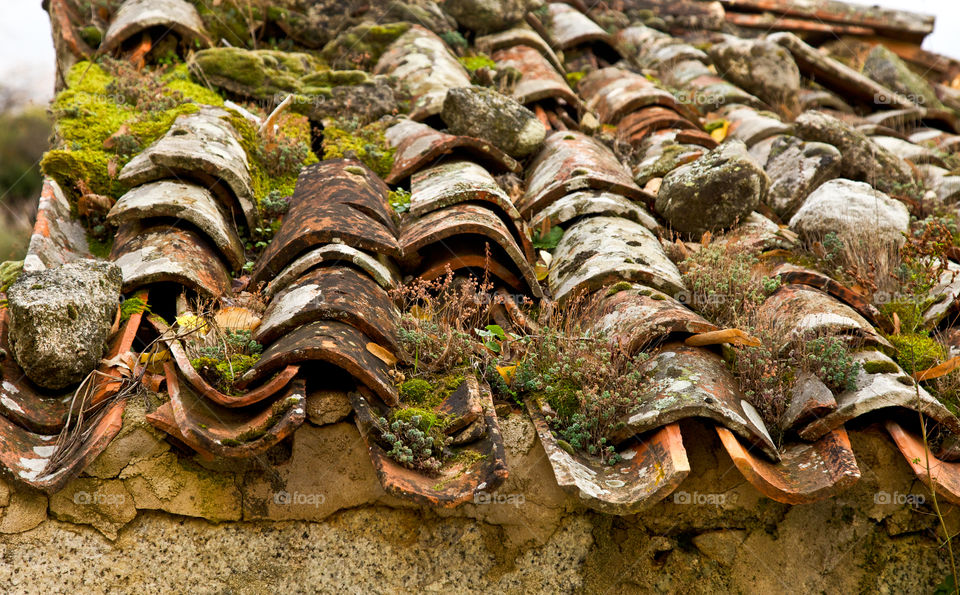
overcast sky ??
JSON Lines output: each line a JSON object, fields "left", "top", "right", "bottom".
{"left": 0, "top": 0, "right": 957, "bottom": 103}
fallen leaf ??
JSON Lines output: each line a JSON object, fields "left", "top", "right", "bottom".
{"left": 214, "top": 306, "right": 261, "bottom": 331}
{"left": 685, "top": 328, "right": 762, "bottom": 347}
{"left": 892, "top": 311, "right": 901, "bottom": 336}
{"left": 409, "top": 304, "right": 432, "bottom": 321}
{"left": 707, "top": 119, "right": 729, "bottom": 142}
{"left": 497, "top": 365, "right": 516, "bottom": 385}
{"left": 139, "top": 349, "right": 170, "bottom": 374}
{"left": 366, "top": 342, "right": 398, "bottom": 366}
{"left": 535, "top": 261, "right": 549, "bottom": 281}
{"left": 913, "top": 357, "right": 960, "bottom": 382}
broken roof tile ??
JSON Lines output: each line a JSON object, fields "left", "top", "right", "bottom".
{"left": 101, "top": 0, "right": 209, "bottom": 55}
{"left": 23, "top": 179, "right": 92, "bottom": 273}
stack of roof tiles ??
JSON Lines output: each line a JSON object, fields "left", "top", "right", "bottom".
{"left": 10, "top": 0, "right": 960, "bottom": 512}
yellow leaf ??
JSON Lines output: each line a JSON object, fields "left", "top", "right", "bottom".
{"left": 535, "top": 261, "right": 549, "bottom": 281}
{"left": 497, "top": 365, "right": 517, "bottom": 385}
{"left": 709, "top": 119, "right": 729, "bottom": 142}
{"left": 913, "top": 356, "right": 960, "bottom": 382}
{"left": 214, "top": 306, "right": 261, "bottom": 331}
{"left": 409, "top": 305, "right": 432, "bottom": 321}
{"left": 175, "top": 314, "right": 208, "bottom": 336}
{"left": 684, "top": 329, "right": 762, "bottom": 347}
{"left": 366, "top": 342, "right": 398, "bottom": 366}
{"left": 139, "top": 349, "right": 170, "bottom": 373}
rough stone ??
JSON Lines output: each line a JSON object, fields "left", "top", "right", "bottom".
{"left": 708, "top": 37, "right": 800, "bottom": 110}
{"left": 7, "top": 260, "right": 121, "bottom": 390}
{"left": 788, "top": 179, "right": 910, "bottom": 253}
{"left": 120, "top": 452, "right": 242, "bottom": 522}
{"left": 442, "top": 0, "right": 530, "bottom": 34}
{"left": 763, "top": 134, "right": 842, "bottom": 218}
{"left": 692, "top": 529, "right": 747, "bottom": 566}
{"left": 0, "top": 484, "right": 46, "bottom": 534}
{"left": 306, "top": 389, "right": 353, "bottom": 426}
{"left": 793, "top": 110, "right": 915, "bottom": 194}
{"left": 862, "top": 44, "right": 943, "bottom": 110}
{"left": 655, "top": 139, "right": 769, "bottom": 236}
{"left": 84, "top": 399, "right": 172, "bottom": 480}
{"left": 48, "top": 478, "right": 137, "bottom": 540}
{"left": 441, "top": 86, "right": 545, "bottom": 158}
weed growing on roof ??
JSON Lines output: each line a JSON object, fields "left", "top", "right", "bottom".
{"left": 458, "top": 54, "right": 496, "bottom": 73}
{"left": 119, "top": 296, "right": 151, "bottom": 322}
{"left": 680, "top": 243, "right": 781, "bottom": 327}
{"left": 532, "top": 225, "right": 564, "bottom": 251}
{"left": 321, "top": 117, "right": 395, "bottom": 178}
{"left": 375, "top": 410, "right": 452, "bottom": 474}
{"left": 180, "top": 306, "right": 265, "bottom": 395}
{"left": 388, "top": 187, "right": 411, "bottom": 214}
{"left": 805, "top": 336, "right": 862, "bottom": 393}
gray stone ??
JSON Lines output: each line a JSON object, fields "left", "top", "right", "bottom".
{"left": 441, "top": 86, "right": 545, "bottom": 158}
{"left": 306, "top": 389, "right": 353, "bottom": 426}
{"left": 7, "top": 260, "right": 122, "bottom": 390}
{"left": 655, "top": 139, "right": 769, "bottom": 236}
{"left": 708, "top": 37, "right": 800, "bottom": 109}
{"left": 788, "top": 179, "right": 910, "bottom": 253}
{"left": 442, "top": 0, "right": 530, "bottom": 34}
{"left": 862, "top": 44, "right": 944, "bottom": 110}
{"left": 793, "top": 110, "right": 915, "bottom": 194}
{"left": 693, "top": 530, "right": 747, "bottom": 566}
{"left": 763, "top": 135, "right": 842, "bottom": 218}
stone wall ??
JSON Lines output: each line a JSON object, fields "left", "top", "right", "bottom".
{"left": 0, "top": 402, "right": 954, "bottom": 592}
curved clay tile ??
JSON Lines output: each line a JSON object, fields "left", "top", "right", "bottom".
{"left": 251, "top": 160, "right": 400, "bottom": 286}
{"left": 148, "top": 316, "right": 300, "bottom": 409}
{"left": 350, "top": 377, "right": 508, "bottom": 507}
{"left": 400, "top": 203, "right": 542, "bottom": 297}
{"left": 522, "top": 131, "right": 650, "bottom": 217}
{"left": 715, "top": 104, "right": 793, "bottom": 147}
{"left": 100, "top": 0, "right": 209, "bottom": 55}
{"left": 527, "top": 400, "right": 690, "bottom": 515}
{"left": 589, "top": 283, "right": 717, "bottom": 354}
{"left": 617, "top": 107, "right": 705, "bottom": 147}
{"left": 529, "top": 189, "right": 659, "bottom": 233}
{"left": 614, "top": 25, "right": 708, "bottom": 71}
{"left": 579, "top": 67, "right": 700, "bottom": 125}
{"left": 475, "top": 27, "right": 565, "bottom": 73}
{"left": 771, "top": 263, "right": 885, "bottom": 331}
{"left": 781, "top": 372, "right": 838, "bottom": 431}
{"left": 373, "top": 26, "right": 470, "bottom": 120}
{"left": 886, "top": 420, "right": 960, "bottom": 506}
{"left": 717, "top": 426, "right": 860, "bottom": 504}
{"left": 241, "top": 320, "right": 398, "bottom": 406}
{"left": 256, "top": 266, "right": 399, "bottom": 350}
{"left": 663, "top": 59, "right": 767, "bottom": 113}
{"left": 540, "top": 3, "right": 618, "bottom": 54}
{"left": 410, "top": 160, "right": 534, "bottom": 262}
{"left": 798, "top": 350, "right": 960, "bottom": 442}
{"left": 0, "top": 399, "right": 124, "bottom": 493}
{"left": 757, "top": 284, "right": 891, "bottom": 349}
{"left": 155, "top": 362, "right": 306, "bottom": 458}
{"left": 548, "top": 216, "right": 684, "bottom": 302}
{"left": 616, "top": 342, "right": 779, "bottom": 461}
{"left": 632, "top": 131, "right": 708, "bottom": 186}
{"left": 713, "top": 212, "right": 796, "bottom": 253}
{"left": 797, "top": 88, "right": 854, "bottom": 114}
{"left": 870, "top": 135, "right": 948, "bottom": 168}
{"left": 23, "top": 179, "right": 92, "bottom": 273}
{"left": 384, "top": 119, "right": 521, "bottom": 185}
{"left": 264, "top": 244, "right": 401, "bottom": 299}
{"left": 110, "top": 222, "right": 232, "bottom": 299}
{"left": 108, "top": 180, "right": 245, "bottom": 271}
{"left": 491, "top": 44, "right": 581, "bottom": 108}
{"left": 118, "top": 106, "right": 259, "bottom": 231}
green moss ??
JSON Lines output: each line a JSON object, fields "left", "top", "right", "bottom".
{"left": 565, "top": 71, "right": 585, "bottom": 88}
{"left": 190, "top": 353, "right": 262, "bottom": 393}
{"left": 119, "top": 297, "right": 150, "bottom": 322}
{"left": 190, "top": 48, "right": 321, "bottom": 98}
{"left": 320, "top": 22, "right": 410, "bottom": 69}
{"left": 605, "top": 281, "right": 634, "bottom": 296}
{"left": 161, "top": 65, "right": 224, "bottom": 105}
{"left": 301, "top": 70, "right": 368, "bottom": 87}
{"left": 459, "top": 54, "right": 496, "bottom": 73}
{"left": 862, "top": 360, "right": 899, "bottom": 375}
{"left": 79, "top": 25, "right": 102, "bottom": 48}
{"left": 400, "top": 378, "right": 435, "bottom": 405}
{"left": 888, "top": 332, "right": 945, "bottom": 374}
{"left": 391, "top": 406, "right": 446, "bottom": 433}
{"left": 0, "top": 261, "right": 23, "bottom": 292}
{"left": 322, "top": 119, "right": 394, "bottom": 178}
{"left": 880, "top": 297, "right": 936, "bottom": 335}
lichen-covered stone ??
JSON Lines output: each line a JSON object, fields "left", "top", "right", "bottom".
{"left": 7, "top": 260, "right": 121, "bottom": 390}
{"left": 708, "top": 37, "right": 800, "bottom": 110}
{"left": 762, "top": 135, "right": 842, "bottom": 218}
{"left": 862, "top": 44, "right": 944, "bottom": 110}
{"left": 789, "top": 179, "right": 910, "bottom": 253}
{"left": 655, "top": 139, "right": 768, "bottom": 236}
{"left": 793, "top": 110, "right": 915, "bottom": 194}
{"left": 441, "top": 86, "right": 545, "bottom": 158}
{"left": 442, "top": 0, "right": 530, "bottom": 34}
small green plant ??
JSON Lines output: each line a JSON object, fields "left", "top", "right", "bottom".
{"left": 532, "top": 226, "right": 564, "bottom": 251}
{"left": 322, "top": 117, "right": 395, "bottom": 178}
{"left": 388, "top": 188, "right": 411, "bottom": 214}
{"left": 458, "top": 54, "right": 496, "bottom": 73}
{"left": 119, "top": 296, "right": 151, "bottom": 322}
{"left": 680, "top": 244, "right": 781, "bottom": 326}
{"left": 376, "top": 410, "right": 451, "bottom": 474}
{"left": 804, "top": 336, "right": 862, "bottom": 393}
{"left": 888, "top": 333, "right": 945, "bottom": 374}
